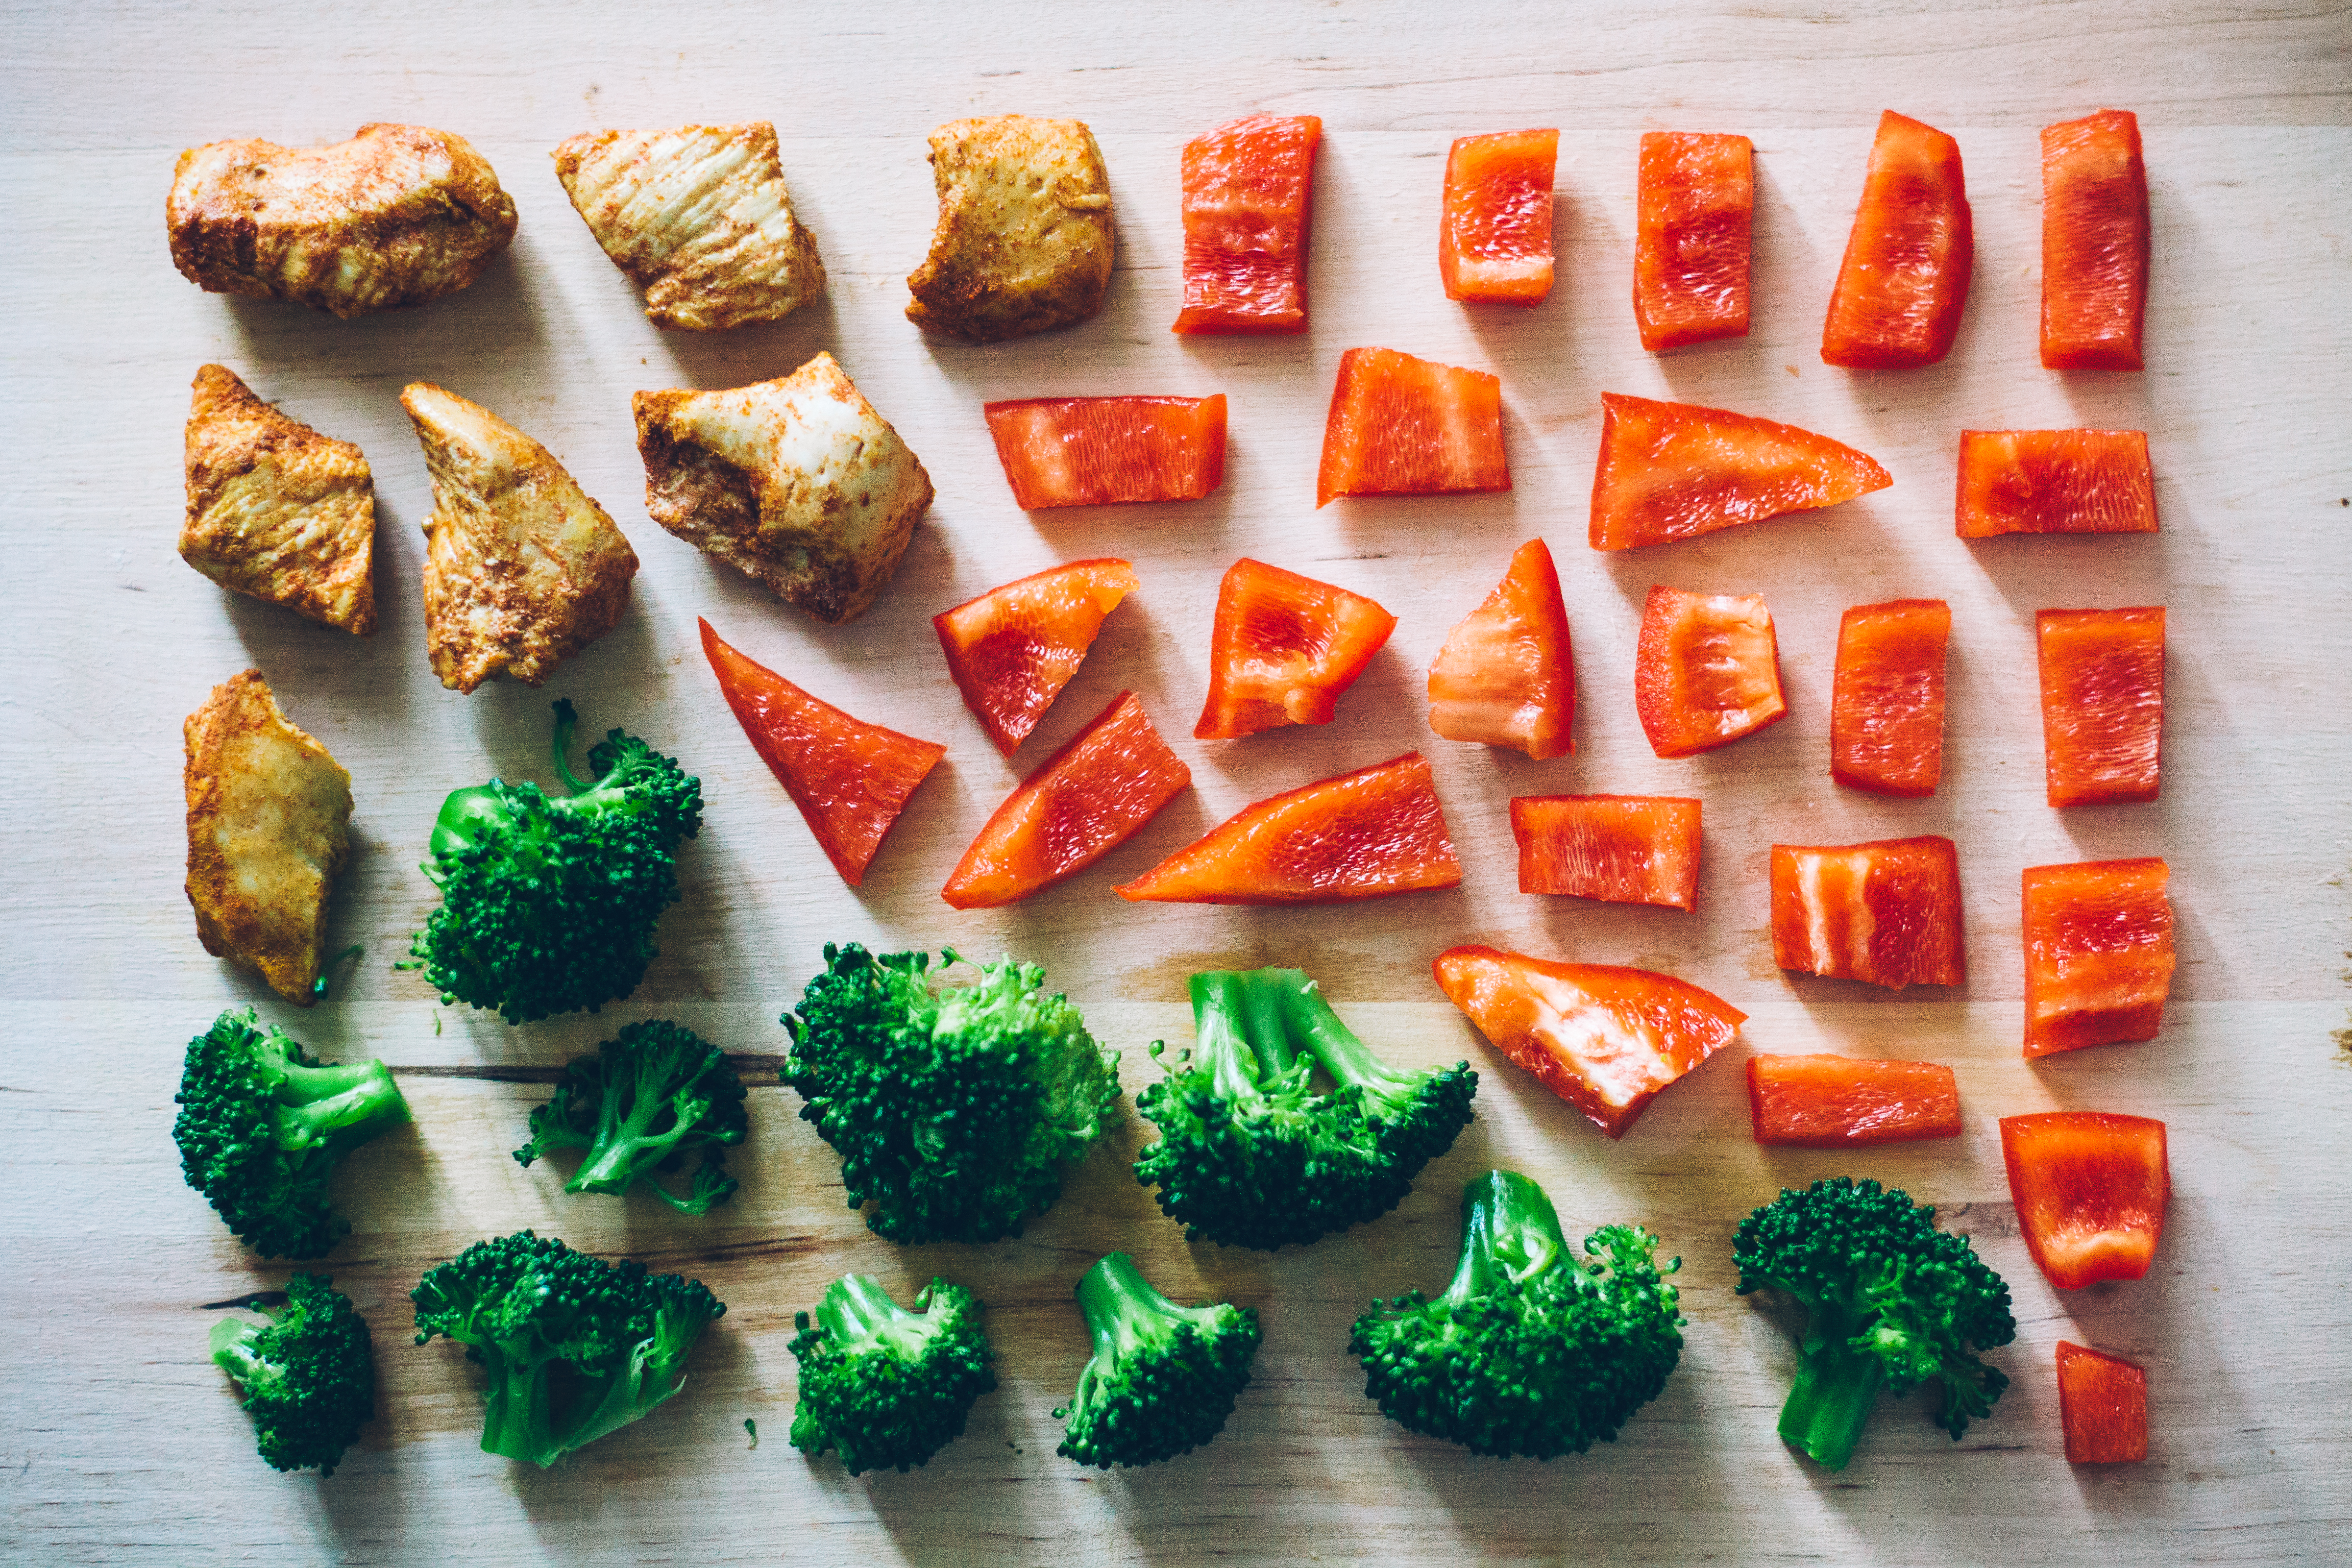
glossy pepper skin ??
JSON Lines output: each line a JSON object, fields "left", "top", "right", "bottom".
{"left": 1634, "top": 132, "right": 1753, "bottom": 350}
{"left": 2041, "top": 110, "right": 2149, "bottom": 371}
{"left": 2000, "top": 1112, "right": 2169, "bottom": 1289}
{"left": 1195, "top": 558, "right": 1396, "bottom": 740}
{"left": 983, "top": 397, "right": 1227, "bottom": 510}
{"left": 2037, "top": 607, "right": 2164, "bottom": 806}
{"left": 701, "top": 619, "right": 944, "bottom": 888}
{"left": 1439, "top": 129, "right": 1558, "bottom": 305}
{"left": 1746, "top": 1055, "right": 1961, "bottom": 1147}
{"left": 1509, "top": 795, "right": 1700, "bottom": 911}
{"left": 934, "top": 559, "right": 1138, "bottom": 755}
{"left": 1955, "top": 430, "right": 2156, "bottom": 537}
{"left": 1115, "top": 752, "right": 1461, "bottom": 906}
{"left": 1634, "top": 585, "right": 1788, "bottom": 757}
{"left": 1829, "top": 598, "right": 1950, "bottom": 797}
{"left": 1588, "top": 393, "right": 1890, "bottom": 551}
{"left": 942, "top": 691, "right": 1190, "bottom": 911}
{"left": 1426, "top": 539, "right": 1575, "bottom": 761}
{"left": 1771, "top": 836, "right": 1965, "bottom": 990}
{"left": 1315, "top": 348, "right": 1510, "bottom": 508}
{"left": 1821, "top": 111, "right": 1972, "bottom": 369}
{"left": 2055, "top": 1342, "right": 2149, "bottom": 1464}
{"left": 1172, "top": 115, "right": 1321, "bottom": 334}
{"left": 2021, "top": 858, "right": 2174, "bottom": 1057}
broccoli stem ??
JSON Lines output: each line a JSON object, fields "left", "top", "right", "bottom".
{"left": 567, "top": 1082, "right": 695, "bottom": 1195}
{"left": 1187, "top": 972, "right": 1275, "bottom": 1100}
{"left": 209, "top": 1316, "right": 268, "bottom": 1385}
{"left": 818, "top": 1273, "right": 915, "bottom": 1345}
{"left": 272, "top": 1060, "right": 410, "bottom": 1153}
{"left": 1438, "top": 1171, "right": 1570, "bottom": 1310}
{"left": 1073, "top": 1253, "right": 1211, "bottom": 1382}
{"left": 1779, "top": 1333, "right": 1887, "bottom": 1472}
{"left": 478, "top": 1354, "right": 554, "bottom": 1465}
{"left": 550, "top": 699, "right": 591, "bottom": 794}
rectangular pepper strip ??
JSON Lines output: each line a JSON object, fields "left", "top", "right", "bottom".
{"left": 1770, "top": 836, "right": 1965, "bottom": 990}
{"left": 1956, "top": 430, "right": 2155, "bottom": 537}
{"left": 1746, "top": 1055, "right": 1961, "bottom": 1147}
{"left": 2038, "top": 606, "right": 2164, "bottom": 806}
{"left": 1829, "top": 598, "right": 1950, "bottom": 797}
{"left": 1172, "top": 114, "right": 1322, "bottom": 335}
{"left": 1440, "top": 128, "right": 1558, "bottom": 304}
{"left": 1634, "top": 132, "right": 1753, "bottom": 350}
{"left": 1511, "top": 795, "right": 1701, "bottom": 910}
{"left": 2021, "top": 857, "right": 2174, "bottom": 1056}
{"left": 2056, "top": 1342, "right": 2150, "bottom": 1464}
{"left": 2041, "top": 110, "right": 2149, "bottom": 371}
{"left": 1821, "top": 111, "right": 1972, "bottom": 369}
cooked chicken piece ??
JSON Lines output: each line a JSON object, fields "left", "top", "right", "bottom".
{"left": 633, "top": 353, "right": 932, "bottom": 624}
{"left": 905, "top": 115, "right": 1115, "bottom": 344}
{"left": 167, "top": 123, "right": 517, "bottom": 317}
{"left": 552, "top": 121, "right": 826, "bottom": 331}
{"left": 185, "top": 671, "right": 353, "bottom": 1006}
{"left": 180, "top": 365, "right": 377, "bottom": 634}
{"left": 401, "top": 383, "right": 638, "bottom": 693}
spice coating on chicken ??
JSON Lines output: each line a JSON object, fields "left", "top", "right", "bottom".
{"left": 905, "top": 115, "right": 1115, "bottom": 344}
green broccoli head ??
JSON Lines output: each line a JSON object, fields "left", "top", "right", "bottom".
{"left": 512, "top": 1020, "right": 748, "bottom": 1214}
{"left": 403, "top": 700, "right": 703, "bottom": 1026}
{"left": 1732, "top": 1175, "right": 2016, "bottom": 1471}
{"left": 788, "top": 1273, "right": 996, "bottom": 1475}
{"left": 173, "top": 1009, "right": 414, "bottom": 1259}
{"left": 411, "top": 1230, "right": 726, "bottom": 1467}
{"left": 210, "top": 1272, "right": 376, "bottom": 1476}
{"left": 1056, "top": 1252, "right": 1261, "bottom": 1469}
{"left": 1350, "top": 1170, "right": 1685, "bottom": 1460}
{"left": 781, "top": 945, "right": 1121, "bottom": 1245}
{"left": 1135, "top": 968, "right": 1476, "bottom": 1250}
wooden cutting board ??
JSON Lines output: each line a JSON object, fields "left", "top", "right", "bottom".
{"left": 5, "top": 2, "right": 2347, "bottom": 1562}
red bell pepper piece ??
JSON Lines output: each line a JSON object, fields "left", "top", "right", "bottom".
{"left": 700, "top": 618, "right": 944, "bottom": 888}
{"left": 1439, "top": 128, "right": 1559, "bottom": 305}
{"left": 1115, "top": 751, "right": 1460, "bottom": 905}
{"left": 2041, "top": 110, "right": 2149, "bottom": 372}
{"left": 1634, "top": 585, "right": 1787, "bottom": 757}
{"left": 1171, "top": 114, "right": 1322, "bottom": 335}
{"left": 1956, "top": 430, "right": 2157, "bottom": 537}
{"left": 934, "top": 558, "right": 1138, "bottom": 756}
{"left": 1771, "top": 836, "right": 1965, "bottom": 990}
{"left": 1821, "top": 111, "right": 1972, "bottom": 369}
{"left": 1195, "top": 557, "right": 1396, "bottom": 740}
{"left": 982, "top": 396, "right": 1228, "bottom": 510}
{"left": 1510, "top": 795, "right": 1701, "bottom": 911}
{"left": 1633, "top": 132, "right": 1754, "bottom": 350}
{"left": 1432, "top": 945, "right": 1745, "bottom": 1139}
{"left": 940, "top": 691, "right": 1190, "bottom": 910}
{"left": 1588, "top": 393, "right": 1890, "bottom": 550}
{"left": 1426, "top": 538, "right": 1574, "bottom": 760}
{"left": 2037, "top": 606, "right": 2164, "bottom": 806}
{"left": 1315, "top": 348, "right": 1509, "bottom": 508}
{"left": 1829, "top": 598, "right": 1950, "bottom": 798}
{"left": 1746, "top": 1055, "right": 1962, "bottom": 1147}
{"left": 2000, "top": 1112, "right": 2170, "bottom": 1288}
{"left": 2022, "top": 858, "right": 2174, "bottom": 1057}
{"left": 2055, "top": 1342, "right": 2149, "bottom": 1464}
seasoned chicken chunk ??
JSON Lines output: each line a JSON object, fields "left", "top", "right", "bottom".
{"left": 401, "top": 383, "right": 638, "bottom": 693}
{"left": 167, "top": 123, "right": 517, "bottom": 317}
{"left": 633, "top": 352, "right": 932, "bottom": 624}
{"left": 552, "top": 121, "right": 826, "bottom": 331}
{"left": 905, "top": 115, "right": 1115, "bottom": 344}
{"left": 180, "top": 365, "right": 376, "bottom": 634}
{"left": 185, "top": 671, "right": 353, "bottom": 1006}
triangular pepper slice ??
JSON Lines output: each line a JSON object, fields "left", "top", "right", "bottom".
{"left": 1427, "top": 538, "right": 1575, "bottom": 760}
{"left": 934, "top": 559, "right": 1138, "bottom": 755}
{"left": 1196, "top": 558, "right": 1395, "bottom": 740}
{"left": 1432, "top": 945, "right": 1745, "bottom": 1138}
{"left": 1115, "top": 751, "right": 1459, "bottom": 905}
{"left": 699, "top": 618, "right": 944, "bottom": 888}
{"left": 1590, "top": 393, "right": 1891, "bottom": 550}
{"left": 2000, "top": 1112, "right": 2169, "bottom": 1289}
{"left": 1316, "top": 348, "right": 1510, "bottom": 507}
{"left": 941, "top": 691, "right": 1191, "bottom": 910}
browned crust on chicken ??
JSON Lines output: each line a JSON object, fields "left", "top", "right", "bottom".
{"left": 905, "top": 115, "right": 1115, "bottom": 344}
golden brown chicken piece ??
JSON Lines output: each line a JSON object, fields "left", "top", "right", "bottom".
{"left": 185, "top": 671, "right": 353, "bottom": 1006}
{"left": 401, "top": 383, "right": 638, "bottom": 693}
{"left": 167, "top": 123, "right": 517, "bottom": 318}
{"left": 633, "top": 353, "right": 933, "bottom": 625}
{"left": 180, "top": 365, "right": 376, "bottom": 634}
{"left": 552, "top": 121, "right": 825, "bottom": 330}
{"left": 905, "top": 115, "right": 1115, "bottom": 344}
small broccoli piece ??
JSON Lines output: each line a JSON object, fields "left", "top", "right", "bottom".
{"left": 412, "top": 1230, "right": 726, "bottom": 1467}
{"left": 511, "top": 1020, "right": 748, "bottom": 1213}
{"left": 173, "top": 1009, "right": 413, "bottom": 1258}
{"left": 781, "top": 944, "right": 1121, "bottom": 1245}
{"left": 1733, "top": 1175, "right": 2016, "bottom": 1471}
{"left": 403, "top": 699, "right": 703, "bottom": 1025}
{"left": 1134, "top": 967, "right": 1477, "bottom": 1250}
{"left": 209, "top": 1272, "right": 375, "bottom": 1476}
{"left": 788, "top": 1273, "right": 996, "bottom": 1475}
{"left": 1055, "top": 1252, "right": 1261, "bottom": 1469}
{"left": 1351, "top": 1170, "right": 1685, "bottom": 1459}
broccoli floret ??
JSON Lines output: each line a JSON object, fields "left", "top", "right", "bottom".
{"left": 402, "top": 699, "right": 703, "bottom": 1025}
{"left": 209, "top": 1272, "right": 375, "bottom": 1476}
{"left": 781, "top": 944, "right": 1121, "bottom": 1245}
{"left": 511, "top": 1020, "right": 748, "bottom": 1213}
{"left": 173, "top": 1009, "right": 413, "bottom": 1258}
{"left": 788, "top": 1273, "right": 996, "bottom": 1475}
{"left": 411, "top": 1230, "right": 726, "bottom": 1467}
{"left": 1351, "top": 1170, "right": 1685, "bottom": 1459}
{"left": 1134, "top": 967, "right": 1477, "bottom": 1249}
{"left": 1733, "top": 1176, "right": 2016, "bottom": 1471}
{"left": 1056, "top": 1252, "right": 1261, "bottom": 1469}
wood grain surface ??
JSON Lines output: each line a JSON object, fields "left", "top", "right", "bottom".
{"left": 4, "top": 2, "right": 2348, "bottom": 1562}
